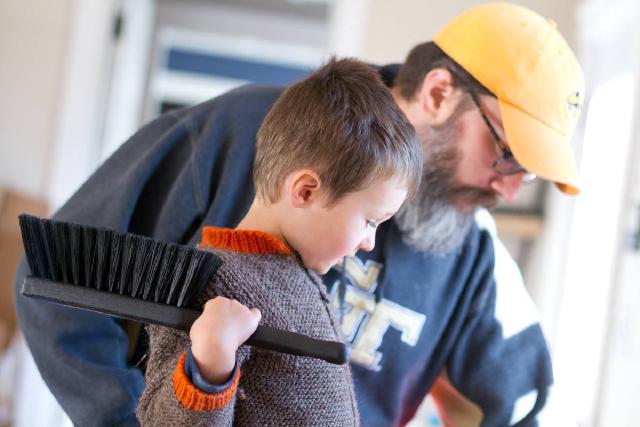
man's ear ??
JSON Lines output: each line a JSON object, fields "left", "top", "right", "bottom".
{"left": 419, "top": 68, "right": 464, "bottom": 126}
{"left": 286, "top": 170, "right": 322, "bottom": 208}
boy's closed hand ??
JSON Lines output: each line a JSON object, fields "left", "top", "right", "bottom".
{"left": 190, "top": 296, "right": 261, "bottom": 384}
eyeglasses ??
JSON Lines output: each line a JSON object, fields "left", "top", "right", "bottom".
{"left": 468, "top": 92, "right": 537, "bottom": 184}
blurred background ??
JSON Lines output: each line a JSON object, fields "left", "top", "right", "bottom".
{"left": 1, "top": 0, "right": 639, "bottom": 426}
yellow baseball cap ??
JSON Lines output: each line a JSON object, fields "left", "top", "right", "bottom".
{"left": 433, "top": 3, "right": 585, "bottom": 195}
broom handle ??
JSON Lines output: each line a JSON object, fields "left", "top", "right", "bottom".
{"left": 21, "top": 277, "right": 349, "bottom": 365}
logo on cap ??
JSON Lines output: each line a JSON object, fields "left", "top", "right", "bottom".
{"left": 567, "top": 90, "right": 582, "bottom": 117}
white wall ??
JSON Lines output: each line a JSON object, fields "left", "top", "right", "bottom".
{"left": 0, "top": 0, "right": 73, "bottom": 201}
{"left": 553, "top": 1, "right": 640, "bottom": 425}
{"left": 1, "top": 2, "right": 120, "bottom": 425}
{"left": 360, "top": 0, "right": 578, "bottom": 64}
{"left": 47, "top": 0, "right": 124, "bottom": 211}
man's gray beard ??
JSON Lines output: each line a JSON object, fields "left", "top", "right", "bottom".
{"left": 394, "top": 116, "right": 474, "bottom": 255}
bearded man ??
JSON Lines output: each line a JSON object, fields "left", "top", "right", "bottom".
{"left": 15, "top": 4, "right": 583, "bottom": 426}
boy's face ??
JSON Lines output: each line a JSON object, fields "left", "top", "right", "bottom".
{"left": 283, "top": 176, "right": 408, "bottom": 274}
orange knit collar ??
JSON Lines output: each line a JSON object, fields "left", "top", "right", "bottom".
{"left": 199, "top": 226, "right": 293, "bottom": 256}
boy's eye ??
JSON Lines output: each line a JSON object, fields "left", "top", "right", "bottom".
{"left": 366, "top": 220, "right": 378, "bottom": 229}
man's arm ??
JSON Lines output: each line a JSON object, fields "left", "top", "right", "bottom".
{"left": 431, "top": 211, "right": 553, "bottom": 427}
{"left": 15, "top": 258, "right": 145, "bottom": 426}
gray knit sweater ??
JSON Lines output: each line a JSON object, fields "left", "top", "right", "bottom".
{"left": 136, "top": 227, "right": 359, "bottom": 426}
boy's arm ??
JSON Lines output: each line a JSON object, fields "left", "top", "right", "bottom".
{"left": 136, "top": 326, "right": 240, "bottom": 427}
{"left": 184, "top": 348, "right": 240, "bottom": 394}
{"left": 136, "top": 297, "right": 260, "bottom": 425}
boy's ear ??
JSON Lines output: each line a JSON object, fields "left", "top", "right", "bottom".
{"left": 419, "top": 68, "right": 464, "bottom": 126}
{"left": 287, "top": 170, "right": 322, "bottom": 208}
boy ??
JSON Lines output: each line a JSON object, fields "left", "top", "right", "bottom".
{"left": 135, "top": 58, "right": 422, "bottom": 426}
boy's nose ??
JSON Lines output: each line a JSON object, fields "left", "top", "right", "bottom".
{"left": 490, "top": 173, "right": 523, "bottom": 203}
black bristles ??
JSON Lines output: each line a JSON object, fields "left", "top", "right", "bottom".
{"left": 94, "top": 229, "right": 111, "bottom": 291}
{"left": 69, "top": 223, "right": 83, "bottom": 285}
{"left": 130, "top": 237, "right": 152, "bottom": 299}
{"left": 41, "top": 219, "right": 61, "bottom": 281}
{"left": 83, "top": 226, "right": 96, "bottom": 287}
{"left": 119, "top": 234, "right": 137, "bottom": 295}
{"left": 18, "top": 214, "right": 221, "bottom": 310}
{"left": 176, "top": 249, "right": 204, "bottom": 307}
{"left": 54, "top": 222, "right": 70, "bottom": 284}
{"left": 142, "top": 240, "right": 164, "bottom": 300}
{"left": 107, "top": 233, "right": 124, "bottom": 293}
{"left": 19, "top": 215, "right": 45, "bottom": 278}
{"left": 178, "top": 251, "right": 221, "bottom": 308}
{"left": 166, "top": 246, "right": 190, "bottom": 306}
{"left": 154, "top": 244, "right": 177, "bottom": 303}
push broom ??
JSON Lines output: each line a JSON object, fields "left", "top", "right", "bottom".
{"left": 18, "top": 214, "right": 348, "bottom": 365}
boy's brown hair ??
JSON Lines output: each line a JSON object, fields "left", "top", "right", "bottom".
{"left": 254, "top": 57, "right": 422, "bottom": 206}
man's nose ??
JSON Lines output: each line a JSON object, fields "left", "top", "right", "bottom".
{"left": 490, "top": 173, "right": 523, "bottom": 203}
{"left": 358, "top": 233, "right": 375, "bottom": 252}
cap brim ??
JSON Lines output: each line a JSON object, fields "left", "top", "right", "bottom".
{"left": 498, "top": 99, "right": 580, "bottom": 195}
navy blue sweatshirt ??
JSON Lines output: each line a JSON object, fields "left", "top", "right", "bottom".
{"left": 14, "top": 66, "right": 552, "bottom": 426}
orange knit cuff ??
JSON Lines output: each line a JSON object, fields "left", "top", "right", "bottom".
{"left": 173, "top": 352, "right": 241, "bottom": 411}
